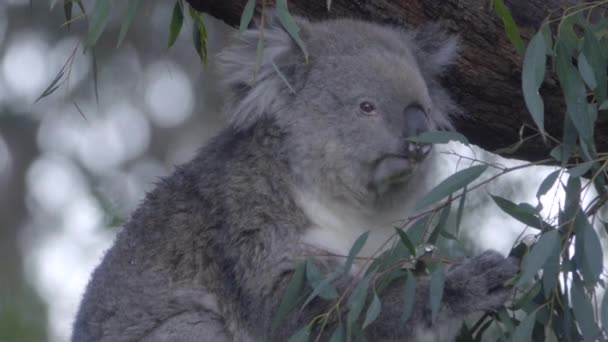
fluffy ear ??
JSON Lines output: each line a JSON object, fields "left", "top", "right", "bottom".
{"left": 412, "top": 23, "right": 459, "bottom": 76}
{"left": 217, "top": 12, "right": 309, "bottom": 130}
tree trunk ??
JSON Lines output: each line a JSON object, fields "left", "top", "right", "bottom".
{"left": 187, "top": 0, "right": 608, "bottom": 163}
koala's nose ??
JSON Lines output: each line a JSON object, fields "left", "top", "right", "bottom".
{"left": 403, "top": 106, "right": 430, "bottom": 138}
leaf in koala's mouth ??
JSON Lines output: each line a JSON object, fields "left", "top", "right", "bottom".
{"left": 383, "top": 165, "right": 416, "bottom": 184}
{"left": 372, "top": 156, "right": 417, "bottom": 189}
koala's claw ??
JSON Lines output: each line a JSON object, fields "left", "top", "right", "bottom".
{"left": 445, "top": 250, "right": 519, "bottom": 315}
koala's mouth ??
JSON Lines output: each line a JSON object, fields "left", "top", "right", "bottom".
{"left": 371, "top": 143, "right": 432, "bottom": 189}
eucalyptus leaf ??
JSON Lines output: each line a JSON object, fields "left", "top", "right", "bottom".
{"left": 343, "top": 231, "right": 369, "bottom": 274}
{"left": 275, "top": 0, "right": 309, "bottom": 60}
{"left": 602, "top": 290, "right": 608, "bottom": 335}
{"left": 167, "top": 1, "right": 183, "bottom": 48}
{"left": 570, "top": 281, "right": 597, "bottom": 342}
{"left": 362, "top": 291, "right": 382, "bottom": 329}
{"left": 395, "top": 228, "right": 416, "bottom": 257}
{"left": 305, "top": 262, "right": 338, "bottom": 301}
{"left": 63, "top": 0, "right": 73, "bottom": 29}
{"left": 512, "top": 312, "right": 536, "bottom": 342}
{"left": 517, "top": 230, "right": 560, "bottom": 287}
{"left": 536, "top": 170, "right": 560, "bottom": 199}
{"left": 288, "top": 326, "right": 310, "bottom": 342}
{"left": 239, "top": 0, "right": 256, "bottom": 33}
{"left": 117, "top": 0, "right": 141, "bottom": 47}
{"left": 556, "top": 42, "right": 594, "bottom": 146}
{"left": 574, "top": 213, "right": 603, "bottom": 285}
{"left": 522, "top": 30, "right": 547, "bottom": 136}
{"left": 577, "top": 52, "right": 597, "bottom": 90}
{"left": 493, "top": 0, "right": 525, "bottom": 54}
{"left": 401, "top": 270, "right": 416, "bottom": 322}
{"left": 568, "top": 161, "right": 594, "bottom": 178}
{"left": 430, "top": 266, "right": 446, "bottom": 323}
{"left": 583, "top": 26, "right": 607, "bottom": 102}
{"left": 329, "top": 324, "right": 345, "bottom": 342}
{"left": 407, "top": 131, "right": 469, "bottom": 145}
{"left": 86, "top": 0, "right": 112, "bottom": 47}
{"left": 272, "top": 261, "right": 307, "bottom": 331}
{"left": 491, "top": 195, "right": 546, "bottom": 229}
{"left": 347, "top": 275, "right": 371, "bottom": 329}
{"left": 416, "top": 165, "right": 488, "bottom": 210}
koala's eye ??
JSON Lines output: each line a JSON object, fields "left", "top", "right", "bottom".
{"left": 359, "top": 101, "right": 376, "bottom": 114}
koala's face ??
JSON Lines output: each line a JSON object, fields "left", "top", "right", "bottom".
{"left": 290, "top": 50, "right": 435, "bottom": 200}
{"left": 218, "top": 16, "right": 458, "bottom": 206}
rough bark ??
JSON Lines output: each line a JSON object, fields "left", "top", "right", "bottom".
{"left": 187, "top": 0, "right": 608, "bottom": 162}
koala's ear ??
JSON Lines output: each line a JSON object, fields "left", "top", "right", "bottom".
{"left": 412, "top": 23, "right": 459, "bottom": 76}
{"left": 217, "top": 11, "right": 309, "bottom": 130}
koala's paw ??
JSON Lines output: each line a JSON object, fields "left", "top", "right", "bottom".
{"left": 444, "top": 250, "right": 519, "bottom": 315}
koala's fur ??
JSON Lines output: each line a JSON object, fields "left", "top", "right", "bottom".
{"left": 72, "top": 14, "right": 518, "bottom": 342}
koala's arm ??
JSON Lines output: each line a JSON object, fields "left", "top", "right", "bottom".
{"left": 226, "top": 217, "right": 518, "bottom": 341}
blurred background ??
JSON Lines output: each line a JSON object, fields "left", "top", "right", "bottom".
{"left": 0, "top": 1, "right": 585, "bottom": 341}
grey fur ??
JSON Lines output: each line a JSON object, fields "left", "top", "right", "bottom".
{"left": 72, "top": 14, "right": 517, "bottom": 342}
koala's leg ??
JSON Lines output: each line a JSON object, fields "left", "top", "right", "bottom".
{"left": 141, "top": 311, "right": 232, "bottom": 342}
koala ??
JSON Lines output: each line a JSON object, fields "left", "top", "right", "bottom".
{"left": 72, "top": 13, "right": 518, "bottom": 342}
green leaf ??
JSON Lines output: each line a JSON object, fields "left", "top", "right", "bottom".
{"left": 401, "top": 270, "right": 416, "bottom": 322}
{"left": 347, "top": 275, "right": 371, "bottom": 330}
{"left": 455, "top": 186, "right": 466, "bottom": 236}
{"left": 301, "top": 275, "right": 337, "bottom": 309}
{"left": 556, "top": 42, "right": 595, "bottom": 146}
{"left": 329, "top": 324, "right": 345, "bottom": 342}
{"left": 168, "top": 1, "right": 184, "bottom": 48}
{"left": 511, "top": 281, "right": 541, "bottom": 310}
{"left": 86, "top": 0, "right": 112, "bottom": 47}
{"left": 601, "top": 290, "right": 608, "bottom": 335}
{"left": 239, "top": 0, "right": 256, "bottom": 33}
{"left": 574, "top": 213, "right": 603, "bottom": 285}
{"left": 406, "top": 215, "right": 432, "bottom": 245}
{"left": 542, "top": 244, "right": 560, "bottom": 296}
{"left": 568, "top": 161, "right": 594, "bottom": 178}
{"left": 190, "top": 7, "right": 208, "bottom": 64}
{"left": 63, "top": 0, "right": 73, "bottom": 29}
{"left": 275, "top": 0, "right": 309, "bottom": 61}
{"left": 395, "top": 228, "right": 416, "bottom": 257}
{"left": 362, "top": 291, "right": 381, "bottom": 329}
{"left": 512, "top": 312, "right": 536, "bottom": 342}
{"left": 288, "top": 326, "right": 310, "bottom": 342}
{"left": 416, "top": 165, "right": 488, "bottom": 210}
{"left": 117, "top": 0, "right": 141, "bottom": 47}
{"left": 407, "top": 131, "right": 470, "bottom": 145}
{"left": 570, "top": 281, "right": 597, "bottom": 342}
{"left": 305, "top": 262, "right": 338, "bottom": 302}
{"left": 35, "top": 63, "right": 67, "bottom": 102}
{"left": 272, "top": 261, "right": 307, "bottom": 331}
{"left": 430, "top": 266, "right": 446, "bottom": 323}
{"left": 583, "top": 26, "right": 607, "bottom": 102}
{"left": 578, "top": 52, "right": 597, "bottom": 90}
{"left": 536, "top": 170, "right": 560, "bottom": 199}
{"left": 493, "top": 0, "right": 525, "bottom": 54}
{"left": 428, "top": 204, "right": 450, "bottom": 245}
{"left": 343, "top": 231, "right": 369, "bottom": 274}
{"left": 522, "top": 30, "right": 547, "bottom": 136}
{"left": 517, "top": 230, "right": 560, "bottom": 287}
{"left": 491, "top": 195, "right": 546, "bottom": 229}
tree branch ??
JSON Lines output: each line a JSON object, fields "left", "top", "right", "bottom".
{"left": 186, "top": 0, "right": 608, "bottom": 162}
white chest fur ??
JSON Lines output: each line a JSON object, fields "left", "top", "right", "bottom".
{"left": 295, "top": 190, "right": 416, "bottom": 270}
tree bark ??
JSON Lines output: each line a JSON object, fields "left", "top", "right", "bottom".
{"left": 187, "top": 0, "right": 608, "bottom": 163}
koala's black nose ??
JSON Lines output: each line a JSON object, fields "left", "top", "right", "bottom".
{"left": 403, "top": 105, "right": 430, "bottom": 138}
